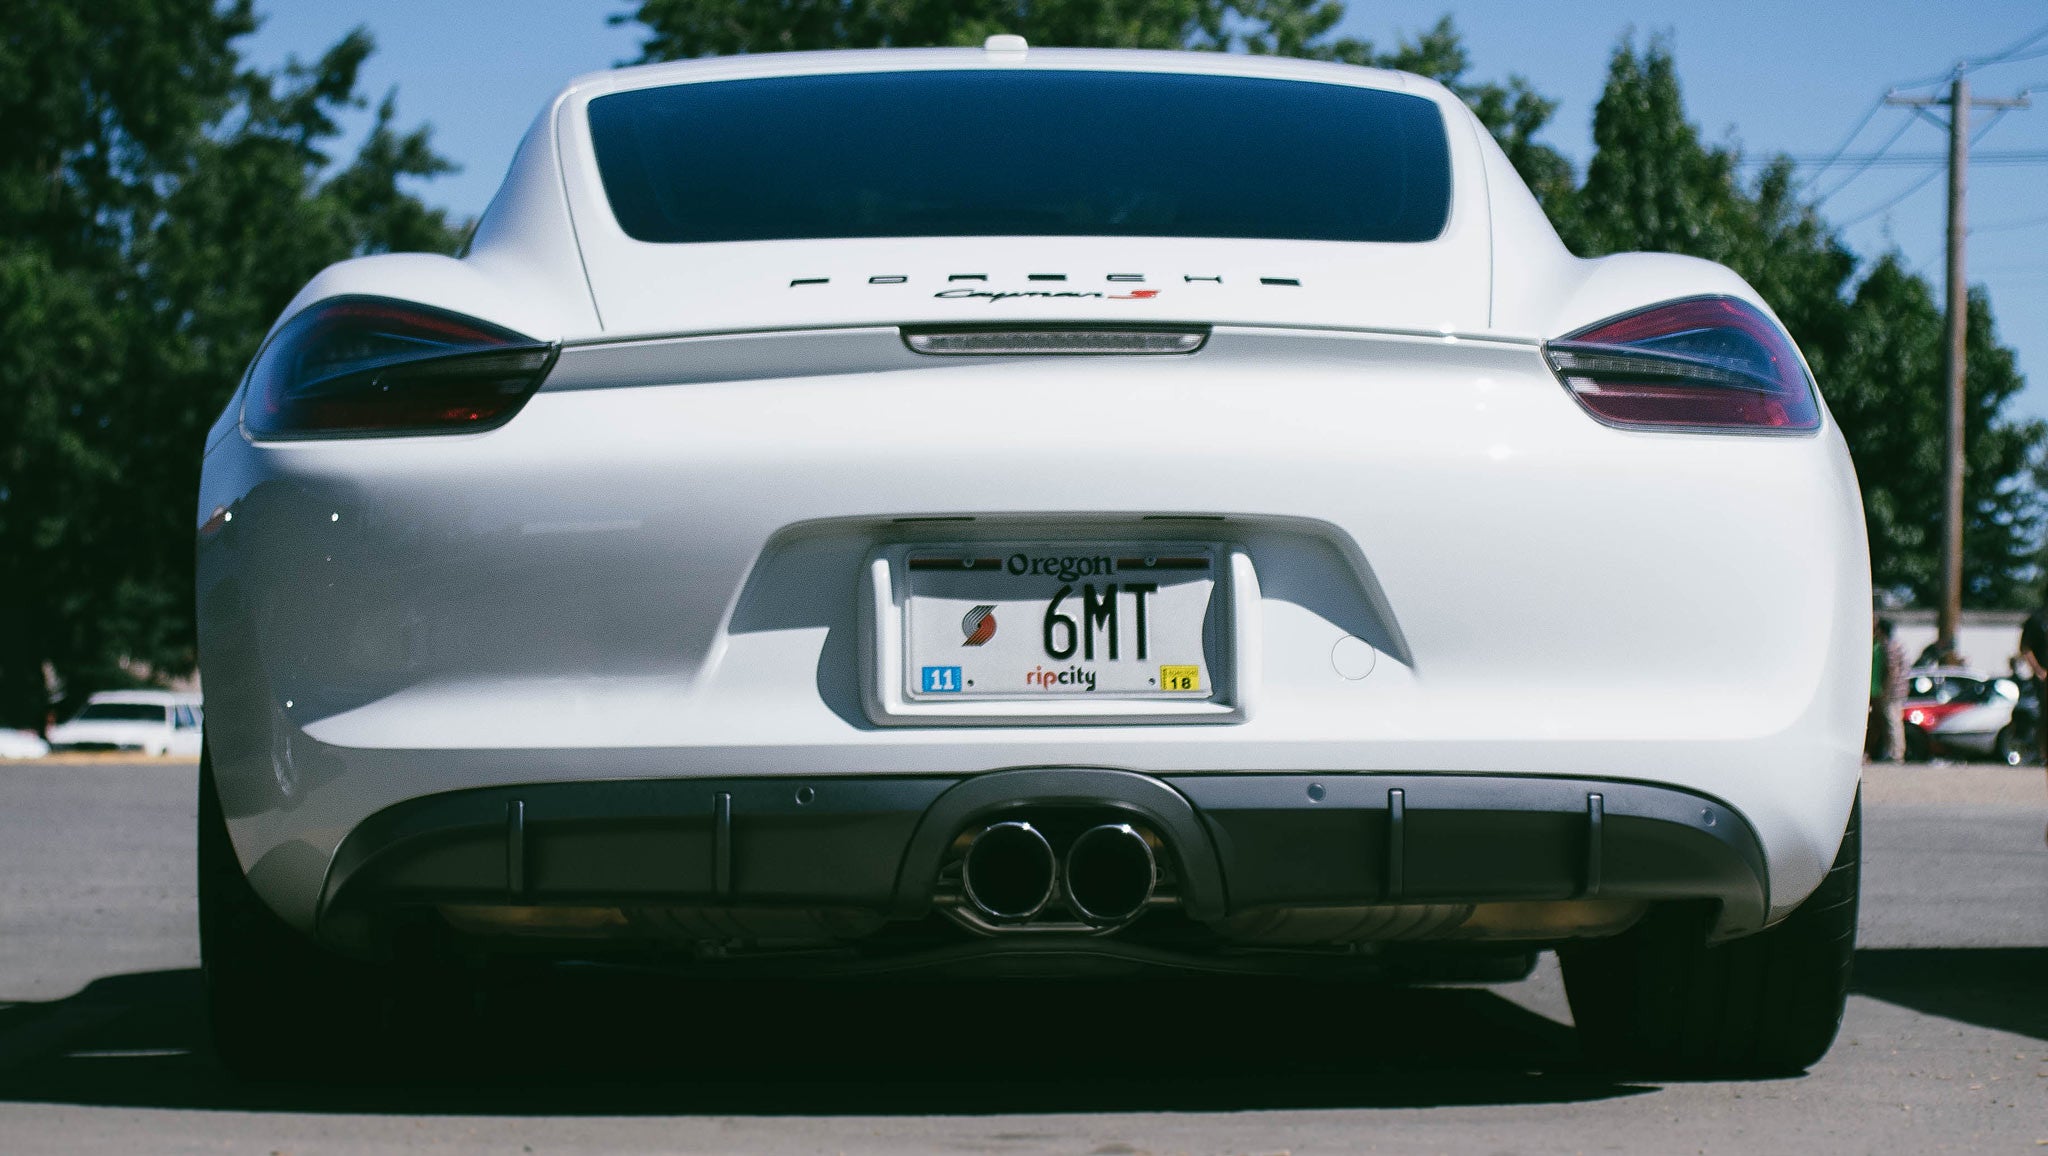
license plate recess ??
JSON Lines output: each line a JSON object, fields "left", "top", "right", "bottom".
{"left": 863, "top": 541, "right": 1248, "bottom": 725}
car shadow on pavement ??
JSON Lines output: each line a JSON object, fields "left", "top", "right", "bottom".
{"left": 0, "top": 966, "right": 1658, "bottom": 1114}
{"left": 1850, "top": 947, "right": 2048, "bottom": 1042}
{"left": 13, "top": 948, "right": 2032, "bottom": 1116}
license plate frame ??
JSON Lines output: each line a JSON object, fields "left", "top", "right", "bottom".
{"left": 862, "top": 540, "right": 1250, "bottom": 727}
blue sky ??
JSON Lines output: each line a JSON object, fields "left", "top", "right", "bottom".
{"left": 246, "top": 1, "right": 2048, "bottom": 418}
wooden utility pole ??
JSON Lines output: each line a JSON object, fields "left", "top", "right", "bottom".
{"left": 1886, "top": 75, "right": 2031, "bottom": 654}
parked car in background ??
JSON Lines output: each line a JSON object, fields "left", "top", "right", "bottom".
{"left": 0, "top": 729, "right": 50, "bottom": 759}
{"left": 1900, "top": 667, "right": 2016, "bottom": 762}
{"left": 45, "top": 691, "right": 204, "bottom": 756}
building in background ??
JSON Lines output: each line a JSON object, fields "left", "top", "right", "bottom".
{"left": 1887, "top": 609, "right": 2026, "bottom": 674}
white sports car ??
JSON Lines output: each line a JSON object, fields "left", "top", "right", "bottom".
{"left": 195, "top": 42, "right": 1868, "bottom": 1077}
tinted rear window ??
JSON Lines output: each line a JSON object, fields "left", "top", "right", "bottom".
{"left": 587, "top": 70, "right": 1452, "bottom": 244}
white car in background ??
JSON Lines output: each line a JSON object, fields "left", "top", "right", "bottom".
{"left": 195, "top": 43, "right": 1868, "bottom": 1079}
{"left": 0, "top": 729, "right": 50, "bottom": 759}
{"left": 45, "top": 690, "right": 204, "bottom": 757}
{"left": 1901, "top": 667, "right": 2023, "bottom": 763}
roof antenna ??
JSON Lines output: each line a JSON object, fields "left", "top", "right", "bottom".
{"left": 983, "top": 34, "right": 1029, "bottom": 54}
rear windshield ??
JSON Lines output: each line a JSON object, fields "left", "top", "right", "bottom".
{"left": 587, "top": 70, "right": 1452, "bottom": 244}
{"left": 75, "top": 703, "right": 166, "bottom": 723}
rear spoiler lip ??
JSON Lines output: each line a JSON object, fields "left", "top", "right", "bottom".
{"left": 554, "top": 319, "right": 1546, "bottom": 353}
{"left": 537, "top": 321, "right": 1545, "bottom": 395}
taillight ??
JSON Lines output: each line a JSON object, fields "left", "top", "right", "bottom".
{"left": 1543, "top": 296, "right": 1819, "bottom": 434}
{"left": 1904, "top": 702, "right": 1971, "bottom": 729}
{"left": 243, "top": 296, "right": 557, "bottom": 438}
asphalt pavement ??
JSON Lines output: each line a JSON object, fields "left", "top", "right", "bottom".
{"left": 0, "top": 758, "right": 2042, "bottom": 1154}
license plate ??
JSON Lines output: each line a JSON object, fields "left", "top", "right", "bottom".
{"left": 903, "top": 546, "right": 1216, "bottom": 700}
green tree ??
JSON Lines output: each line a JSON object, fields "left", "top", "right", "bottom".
{"left": 0, "top": 6, "right": 460, "bottom": 729}
{"left": 1830, "top": 264, "right": 2041, "bottom": 607}
{"left": 1569, "top": 38, "right": 1861, "bottom": 346}
{"left": 0, "top": 0, "right": 255, "bottom": 728}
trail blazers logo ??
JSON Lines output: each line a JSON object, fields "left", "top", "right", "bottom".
{"left": 961, "top": 605, "right": 998, "bottom": 646}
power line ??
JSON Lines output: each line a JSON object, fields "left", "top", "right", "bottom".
{"left": 1964, "top": 21, "right": 2048, "bottom": 71}
{"left": 1835, "top": 167, "right": 1944, "bottom": 228}
{"left": 1739, "top": 149, "right": 2048, "bottom": 169}
{"left": 1887, "top": 20, "right": 2048, "bottom": 90}
{"left": 1973, "top": 209, "right": 2048, "bottom": 234}
{"left": 1835, "top": 112, "right": 2021, "bottom": 228}
{"left": 1986, "top": 46, "right": 2048, "bottom": 68}
{"left": 1794, "top": 95, "right": 1887, "bottom": 188}
{"left": 1793, "top": 27, "right": 2048, "bottom": 187}
{"left": 1799, "top": 72, "right": 2041, "bottom": 200}
{"left": 1809, "top": 115, "right": 1918, "bottom": 204}
{"left": 1814, "top": 24, "right": 2048, "bottom": 205}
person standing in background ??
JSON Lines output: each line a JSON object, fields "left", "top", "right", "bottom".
{"left": 2021, "top": 596, "right": 2048, "bottom": 844}
{"left": 1871, "top": 616, "right": 1906, "bottom": 763}
{"left": 2019, "top": 599, "right": 2048, "bottom": 845}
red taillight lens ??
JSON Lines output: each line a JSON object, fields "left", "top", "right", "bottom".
{"left": 244, "top": 297, "right": 557, "bottom": 438}
{"left": 1904, "top": 702, "right": 1970, "bottom": 729}
{"left": 1543, "top": 296, "right": 1819, "bottom": 433}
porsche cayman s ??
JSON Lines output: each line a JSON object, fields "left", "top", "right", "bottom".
{"left": 195, "top": 42, "right": 1868, "bottom": 1077}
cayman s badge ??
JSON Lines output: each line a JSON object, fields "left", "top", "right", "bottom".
{"left": 961, "top": 605, "right": 998, "bottom": 646}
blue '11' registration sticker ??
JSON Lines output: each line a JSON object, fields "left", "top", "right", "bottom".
{"left": 921, "top": 666, "right": 963, "bottom": 693}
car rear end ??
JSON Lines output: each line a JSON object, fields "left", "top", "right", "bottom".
{"left": 196, "top": 48, "right": 1868, "bottom": 1075}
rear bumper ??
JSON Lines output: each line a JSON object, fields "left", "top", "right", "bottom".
{"left": 321, "top": 768, "right": 1768, "bottom": 945}
{"left": 198, "top": 328, "right": 1869, "bottom": 937}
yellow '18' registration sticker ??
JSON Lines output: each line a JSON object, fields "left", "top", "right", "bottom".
{"left": 1159, "top": 665, "right": 1201, "bottom": 692}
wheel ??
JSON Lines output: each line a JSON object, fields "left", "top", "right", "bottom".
{"left": 1559, "top": 796, "right": 1859, "bottom": 1076}
{"left": 1994, "top": 725, "right": 2030, "bottom": 767}
{"left": 198, "top": 748, "right": 388, "bottom": 1078}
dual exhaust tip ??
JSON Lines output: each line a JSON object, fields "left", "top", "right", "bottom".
{"left": 960, "top": 820, "right": 1156, "bottom": 926}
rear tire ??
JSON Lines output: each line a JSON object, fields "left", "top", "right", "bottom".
{"left": 198, "top": 748, "right": 390, "bottom": 1079}
{"left": 1994, "top": 724, "right": 2029, "bottom": 767}
{"left": 1559, "top": 796, "right": 1859, "bottom": 1077}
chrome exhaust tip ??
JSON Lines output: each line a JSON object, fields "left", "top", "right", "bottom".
{"left": 1063, "top": 823, "right": 1157, "bottom": 926}
{"left": 960, "top": 821, "right": 1057, "bottom": 922}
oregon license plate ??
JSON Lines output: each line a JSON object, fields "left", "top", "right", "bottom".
{"left": 903, "top": 546, "right": 1216, "bottom": 700}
